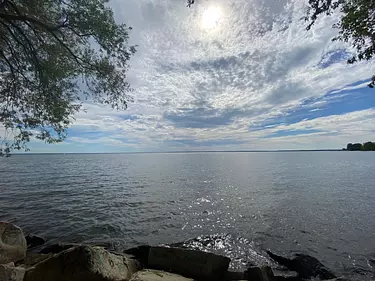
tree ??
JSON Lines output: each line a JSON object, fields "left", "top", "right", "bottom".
{"left": 305, "top": 0, "right": 375, "bottom": 64}
{"left": 362, "top": 141, "right": 375, "bottom": 151}
{"left": 346, "top": 142, "right": 375, "bottom": 151}
{"left": 346, "top": 143, "right": 363, "bottom": 151}
{"left": 0, "top": 0, "right": 136, "bottom": 156}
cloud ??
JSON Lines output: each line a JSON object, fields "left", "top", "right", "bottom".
{"left": 24, "top": 0, "right": 375, "bottom": 153}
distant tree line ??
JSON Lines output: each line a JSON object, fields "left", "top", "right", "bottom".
{"left": 344, "top": 142, "right": 375, "bottom": 151}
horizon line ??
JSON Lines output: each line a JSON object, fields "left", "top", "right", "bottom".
{"left": 11, "top": 149, "right": 346, "bottom": 155}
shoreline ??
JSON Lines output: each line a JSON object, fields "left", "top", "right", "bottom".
{"left": 0, "top": 222, "right": 355, "bottom": 281}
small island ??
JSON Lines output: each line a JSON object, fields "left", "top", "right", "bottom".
{"left": 343, "top": 142, "right": 375, "bottom": 151}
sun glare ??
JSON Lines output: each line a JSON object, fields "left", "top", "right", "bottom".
{"left": 202, "top": 6, "right": 222, "bottom": 29}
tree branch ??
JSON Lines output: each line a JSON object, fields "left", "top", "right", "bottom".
{"left": 2, "top": 36, "right": 33, "bottom": 83}
{"left": 0, "top": 49, "right": 16, "bottom": 80}
{"left": 0, "top": 12, "right": 65, "bottom": 31}
{"left": 5, "top": 19, "right": 41, "bottom": 67}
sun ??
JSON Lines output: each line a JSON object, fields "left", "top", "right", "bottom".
{"left": 202, "top": 6, "right": 222, "bottom": 29}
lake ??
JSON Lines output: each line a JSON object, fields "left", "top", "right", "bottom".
{"left": 1, "top": 152, "right": 374, "bottom": 280}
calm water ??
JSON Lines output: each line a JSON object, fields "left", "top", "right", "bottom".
{"left": 1, "top": 152, "right": 375, "bottom": 280}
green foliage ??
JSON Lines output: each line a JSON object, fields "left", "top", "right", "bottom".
{"left": 362, "top": 141, "right": 375, "bottom": 151}
{"left": 0, "top": 0, "right": 136, "bottom": 156}
{"left": 305, "top": 0, "right": 375, "bottom": 64}
{"left": 346, "top": 142, "right": 375, "bottom": 151}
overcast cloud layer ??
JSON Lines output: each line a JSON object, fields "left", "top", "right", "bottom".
{"left": 30, "top": 0, "right": 375, "bottom": 152}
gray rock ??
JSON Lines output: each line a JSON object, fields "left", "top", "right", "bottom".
{"left": 2, "top": 262, "right": 15, "bottom": 267}
{"left": 20, "top": 253, "right": 53, "bottom": 268}
{"left": 24, "top": 245, "right": 141, "bottom": 281}
{"left": 148, "top": 246, "right": 230, "bottom": 280}
{"left": 267, "top": 251, "right": 336, "bottom": 280}
{"left": 39, "top": 243, "right": 77, "bottom": 254}
{"left": 226, "top": 271, "right": 246, "bottom": 280}
{"left": 0, "top": 262, "right": 25, "bottom": 281}
{"left": 130, "top": 269, "right": 195, "bottom": 281}
{"left": 274, "top": 276, "right": 302, "bottom": 281}
{"left": 0, "top": 222, "right": 27, "bottom": 264}
{"left": 273, "top": 269, "right": 301, "bottom": 281}
{"left": 323, "top": 277, "right": 349, "bottom": 281}
{"left": 245, "top": 266, "right": 275, "bottom": 281}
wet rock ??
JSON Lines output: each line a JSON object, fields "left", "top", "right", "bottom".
{"left": 0, "top": 222, "right": 27, "bottom": 264}
{"left": 124, "top": 245, "right": 151, "bottom": 267}
{"left": 25, "top": 245, "right": 141, "bottom": 281}
{"left": 25, "top": 235, "right": 46, "bottom": 249}
{"left": 267, "top": 251, "right": 336, "bottom": 280}
{"left": 245, "top": 266, "right": 275, "bottom": 281}
{"left": 148, "top": 246, "right": 230, "bottom": 280}
{"left": 130, "top": 269, "right": 195, "bottom": 281}
{"left": 39, "top": 243, "right": 77, "bottom": 254}
{"left": 0, "top": 262, "right": 25, "bottom": 281}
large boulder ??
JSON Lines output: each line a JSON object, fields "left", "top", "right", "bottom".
{"left": 148, "top": 246, "right": 230, "bottom": 280}
{"left": 24, "top": 245, "right": 141, "bottom": 281}
{"left": 267, "top": 251, "right": 336, "bottom": 280}
{"left": 130, "top": 269, "right": 195, "bottom": 281}
{"left": 0, "top": 262, "right": 26, "bottom": 281}
{"left": 245, "top": 266, "right": 275, "bottom": 281}
{"left": 0, "top": 222, "right": 27, "bottom": 264}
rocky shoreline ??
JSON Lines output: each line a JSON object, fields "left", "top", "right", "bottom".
{"left": 0, "top": 222, "right": 356, "bottom": 281}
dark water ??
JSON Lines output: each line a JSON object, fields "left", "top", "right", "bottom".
{"left": 1, "top": 152, "right": 375, "bottom": 280}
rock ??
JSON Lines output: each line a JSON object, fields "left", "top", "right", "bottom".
{"left": 39, "top": 243, "right": 77, "bottom": 254}
{"left": 124, "top": 245, "right": 151, "bottom": 266}
{"left": 130, "top": 269, "right": 195, "bottom": 281}
{"left": 25, "top": 245, "right": 141, "bottom": 281}
{"left": 0, "top": 262, "right": 26, "bottom": 281}
{"left": 0, "top": 222, "right": 27, "bottom": 264}
{"left": 267, "top": 251, "right": 336, "bottom": 280}
{"left": 323, "top": 277, "right": 349, "bottom": 281}
{"left": 275, "top": 276, "right": 303, "bottom": 281}
{"left": 273, "top": 269, "right": 301, "bottom": 281}
{"left": 226, "top": 271, "right": 246, "bottom": 280}
{"left": 245, "top": 266, "right": 275, "bottom": 281}
{"left": 21, "top": 253, "right": 53, "bottom": 268}
{"left": 25, "top": 235, "right": 45, "bottom": 249}
{"left": 148, "top": 246, "right": 230, "bottom": 280}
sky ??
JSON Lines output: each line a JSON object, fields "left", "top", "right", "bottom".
{"left": 29, "top": 0, "right": 375, "bottom": 152}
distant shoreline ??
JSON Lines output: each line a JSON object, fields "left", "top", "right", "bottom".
{"left": 12, "top": 149, "right": 346, "bottom": 155}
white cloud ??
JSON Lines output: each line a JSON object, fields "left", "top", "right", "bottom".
{"left": 58, "top": 0, "right": 375, "bottom": 152}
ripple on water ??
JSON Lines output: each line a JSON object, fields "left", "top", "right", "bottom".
{"left": 1, "top": 152, "right": 375, "bottom": 281}
{"left": 170, "top": 233, "right": 273, "bottom": 271}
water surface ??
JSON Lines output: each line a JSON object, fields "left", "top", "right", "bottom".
{"left": 1, "top": 152, "right": 374, "bottom": 280}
